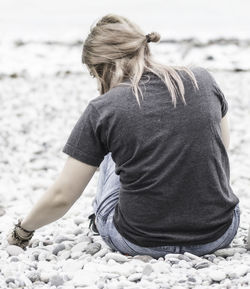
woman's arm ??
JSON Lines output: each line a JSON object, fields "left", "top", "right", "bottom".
{"left": 20, "top": 156, "right": 98, "bottom": 231}
{"left": 220, "top": 113, "right": 230, "bottom": 152}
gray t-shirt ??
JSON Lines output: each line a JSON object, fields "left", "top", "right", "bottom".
{"left": 62, "top": 67, "right": 239, "bottom": 247}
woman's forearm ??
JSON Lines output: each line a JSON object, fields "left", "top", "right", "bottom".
{"left": 20, "top": 186, "right": 72, "bottom": 231}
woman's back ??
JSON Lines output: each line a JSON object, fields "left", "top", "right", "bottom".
{"left": 62, "top": 66, "right": 239, "bottom": 247}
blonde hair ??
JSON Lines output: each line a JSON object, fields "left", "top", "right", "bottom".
{"left": 82, "top": 14, "right": 199, "bottom": 108}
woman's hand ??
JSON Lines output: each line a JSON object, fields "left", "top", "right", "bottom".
{"left": 6, "top": 218, "right": 35, "bottom": 250}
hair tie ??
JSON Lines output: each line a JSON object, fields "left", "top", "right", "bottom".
{"left": 145, "top": 34, "right": 151, "bottom": 43}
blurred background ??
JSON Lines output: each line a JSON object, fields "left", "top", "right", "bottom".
{"left": 0, "top": 0, "right": 249, "bottom": 222}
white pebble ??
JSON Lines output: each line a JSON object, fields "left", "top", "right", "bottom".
{"left": 214, "top": 247, "right": 247, "bottom": 257}
{"left": 128, "top": 273, "right": 142, "bottom": 282}
{"left": 105, "top": 252, "right": 128, "bottom": 263}
{"left": 6, "top": 245, "right": 24, "bottom": 256}
{"left": 62, "top": 259, "right": 85, "bottom": 273}
{"left": 183, "top": 252, "right": 203, "bottom": 261}
{"left": 209, "top": 270, "right": 226, "bottom": 282}
{"left": 71, "top": 241, "right": 89, "bottom": 253}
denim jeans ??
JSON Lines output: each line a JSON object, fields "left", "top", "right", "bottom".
{"left": 92, "top": 152, "right": 241, "bottom": 258}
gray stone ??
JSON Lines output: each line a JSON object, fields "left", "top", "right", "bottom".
{"left": 9, "top": 256, "right": 19, "bottom": 262}
{"left": 194, "top": 261, "right": 211, "bottom": 269}
{"left": 177, "top": 254, "right": 192, "bottom": 262}
{"left": 188, "top": 277, "right": 196, "bottom": 283}
{"left": 142, "top": 264, "right": 154, "bottom": 276}
{"left": 31, "top": 251, "right": 40, "bottom": 261}
{"left": 52, "top": 244, "right": 65, "bottom": 255}
{"left": 30, "top": 239, "right": 40, "bottom": 248}
{"left": 43, "top": 240, "right": 53, "bottom": 246}
{"left": 26, "top": 271, "right": 40, "bottom": 283}
{"left": 206, "top": 254, "right": 216, "bottom": 262}
{"left": 5, "top": 277, "right": 15, "bottom": 284}
{"left": 85, "top": 242, "right": 101, "bottom": 255}
{"left": 49, "top": 274, "right": 64, "bottom": 287}
{"left": 6, "top": 245, "right": 24, "bottom": 256}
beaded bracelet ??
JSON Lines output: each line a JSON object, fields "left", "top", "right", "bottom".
{"left": 15, "top": 218, "right": 35, "bottom": 235}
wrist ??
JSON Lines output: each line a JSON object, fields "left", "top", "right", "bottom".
{"left": 17, "top": 218, "right": 35, "bottom": 234}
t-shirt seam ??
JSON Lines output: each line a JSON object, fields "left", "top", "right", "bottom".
{"left": 63, "top": 143, "right": 102, "bottom": 166}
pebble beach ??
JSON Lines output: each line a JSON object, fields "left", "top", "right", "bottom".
{"left": 1, "top": 7, "right": 250, "bottom": 289}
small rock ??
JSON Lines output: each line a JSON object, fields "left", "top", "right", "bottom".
{"left": 31, "top": 251, "right": 40, "bottom": 261}
{"left": 85, "top": 242, "right": 101, "bottom": 255}
{"left": 188, "top": 277, "right": 196, "bottom": 283}
{"left": 76, "top": 235, "right": 92, "bottom": 243}
{"left": 165, "top": 257, "right": 179, "bottom": 265}
{"left": 133, "top": 255, "right": 153, "bottom": 262}
{"left": 6, "top": 245, "right": 24, "bottom": 256}
{"left": 55, "top": 235, "right": 74, "bottom": 243}
{"left": 40, "top": 272, "right": 50, "bottom": 283}
{"left": 30, "top": 239, "right": 40, "bottom": 248}
{"left": 19, "top": 275, "right": 33, "bottom": 287}
{"left": 209, "top": 270, "right": 226, "bottom": 282}
{"left": 194, "top": 261, "right": 211, "bottom": 269}
{"left": 74, "top": 218, "right": 85, "bottom": 226}
{"left": 225, "top": 264, "right": 249, "bottom": 279}
{"left": 43, "top": 240, "right": 53, "bottom": 246}
{"left": 142, "top": 264, "right": 154, "bottom": 276}
{"left": 9, "top": 256, "right": 19, "bottom": 262}
{"left": 73, "top": 228, "right": 83, "bottom": 235}
{"left": 62, "top": 259, "right": 85, "bottom": 273}
{"left": 214, "top": 247, "right": 247, "bottom": 257}
{"left": 183, "top": 252, "right": 203, "bottom": 261}
{"left": 38, "top": 251, "right": 49, "bottom": 261}
{"left": 128, "top": 273, "right": 142, "bottom": 282}
{"left": 52, "top": 244, "right": 65, "bottom": 255}
{"left": 26, "top": 271, "right": 40, "bottom": 283}
{"left": 5, "top": 277, "right": 16, "bottom": 284}
{"left": 49, "top": 274, "right": 64, "bottom": 287}
{"left": 71, "top": 251, "right": 82, "bottom": 259}
{"left": 206, "top": 254, "right": 216, "bottom": 262}
{"left": 105, "top": 252, "right": 128, "bottom": 263}
{"left": 58, "top": 250, "right": 71, "bottom": 260}
{"left": 95, "top": 248, "right": 109, "bottom": 258}
{"left": 177, "top": 254, "right": 192, "bottom": 262}
{"left": 71, "top": 241, "right": 89, "bottom": 253}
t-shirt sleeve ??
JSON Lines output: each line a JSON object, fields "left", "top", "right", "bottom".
{"left": 62, "top": 102, "right": 109, "bottom": 167}
{"left": 196, "top": 66, "right": 228, "bottom": 118}
{"left": 211, "top": 78, "right": 228, "bottom": 118}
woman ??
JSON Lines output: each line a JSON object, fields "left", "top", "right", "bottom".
{"left": 8, "top": 14, "right": 240, "bottom": 258}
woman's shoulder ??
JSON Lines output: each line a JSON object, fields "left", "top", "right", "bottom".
{"left": 190, "top": 66, "right": 214, "bottom": 82}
